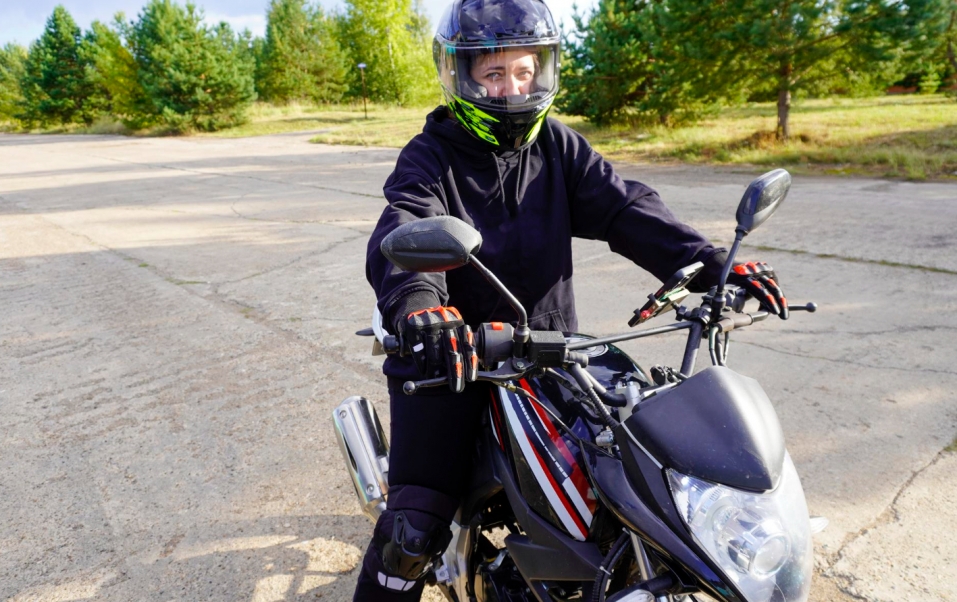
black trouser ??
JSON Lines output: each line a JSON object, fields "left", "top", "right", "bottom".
{"left": 353, "top": 380, "right": 491, "bottom": 601}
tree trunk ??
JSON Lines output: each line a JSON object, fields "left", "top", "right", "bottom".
{"left": 776, "top": 60, "right": 793, "bottom": 142}
{"left": 776, "top": 88, "right": 791, "bottom": 141}
{"left": 948, "top": 5, "right": 957, "bottom": 85}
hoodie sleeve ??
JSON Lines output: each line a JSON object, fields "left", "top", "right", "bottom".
{"left": 558, "top": 123, "right": 725, "bottom": 287}
{"left": 366, "top": 154, "right": 449, "bottom": 334}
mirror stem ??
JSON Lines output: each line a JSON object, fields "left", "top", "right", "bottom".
{"left": 468, "top": 255, "right": 530, "bottom": 355}
{"left": 717, "top": 230, "right": 746, "bottom": 293}
{"left": 711, "top": 230, "right": 746, "bottom": 323}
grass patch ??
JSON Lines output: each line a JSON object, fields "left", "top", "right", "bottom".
{"left": 563, "top": 95, "right": 957, "bottom": 180}
{"left": 8, "top": 96, "right": 955, "bottom": 179}
{"left": 946, "top": 434, "right": 957, "bottom": 453}
{"left": 200, "top": 102, "right": 427, "bottom": 142}
{"left": 283, "top": 95, "right": 956, "bottom": 180}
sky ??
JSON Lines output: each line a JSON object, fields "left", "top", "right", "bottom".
{"left": 0, "top": 0, "right": 594, "bottom": 48}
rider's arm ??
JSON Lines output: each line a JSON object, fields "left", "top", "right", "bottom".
{"left": 556, "top": 123, "right": 725, "bottom": 287}
{"left": 366, "top": 157, "right": 449, "bottom": 335}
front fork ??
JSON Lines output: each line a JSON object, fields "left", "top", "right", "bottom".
{"left": 631, "top": 533, "right": 673, "bottom": 602}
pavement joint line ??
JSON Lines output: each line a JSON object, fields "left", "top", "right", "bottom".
{"left": 735, "top": 340, "right": 957, "bottom": 377}
{"left": 86, "top": 152, "right": 385, "bottom": 199}
{"left": 824, "top": 439, "right": 957, "bottom": 599}
{"left": 221, "top": 232, "right": 367, "bottom": 285}
{"left": 100, "top": 202, "right": 376, "bottom": 228}
{"left": 743, "top": 243, "right": 957, "bottom": 275}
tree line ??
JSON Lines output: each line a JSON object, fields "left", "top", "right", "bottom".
{"left": 1, "top": 0, "right": 954, "bottom": 137}
{"left": 0, "top": 0, "right": 434, "bottom": 132}
{"left": 559, "top": 0, "right": 957, "bottom": 139}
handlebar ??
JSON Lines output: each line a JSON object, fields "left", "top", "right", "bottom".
{"left": 384, "top": 295, "right": 817, "bottom": 403}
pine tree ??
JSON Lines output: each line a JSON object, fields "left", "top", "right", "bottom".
{"left": 339, "top": 0, "right": 437, "bottom": 106}
{"left": 560, "top": 0, "right": 673, "bottom": 125}
{"left": 257, "top": 0, "right": 348, "bottom": 103}
{"left": 18, "top": 5, "right": 95, "bottom": 126}
{"left": 79, "top": 18, "right": 152, "bottom": 127}
{"left": 129, "top": 0, "right": 256, "bottom": 132}
{"left": 0, "top": 43, "right": 27, "bottom": 124}
{"left": 657, "top": 0, "right": 951, "bottom": 140}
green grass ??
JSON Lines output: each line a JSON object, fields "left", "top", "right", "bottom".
{"left": 283, "top": 95, "right": 955, "bottom": 180}
{"left": 199, "top": 102, "right": 428, "bottom": 141}
{"left": 8, "top": 95, "right": 956, "bottom": 179}
{"left": 566, "top": 95, "right": 957, "bottom": 180}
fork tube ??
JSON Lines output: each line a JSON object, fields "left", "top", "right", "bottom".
{"left": 679, "top": 321, "right": 703, "bottom": 377}
{"left": 630, "top": 533, "right": 672, "bottom": 602}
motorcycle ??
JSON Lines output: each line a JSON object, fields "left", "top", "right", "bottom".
{"left": 333, "top": 169, "right": 824, "bottom": 602}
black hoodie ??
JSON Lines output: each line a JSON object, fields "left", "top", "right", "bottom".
{"left": 367, "top": 107, "right": 724, "bottom": 379}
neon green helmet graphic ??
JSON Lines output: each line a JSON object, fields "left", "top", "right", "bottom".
{"left": 433, "top": 0, "right": 559, "bottom": 150}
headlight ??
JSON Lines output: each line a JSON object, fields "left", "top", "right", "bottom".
{"left": 667, "top": 453, "right": 812, "bottom": 602}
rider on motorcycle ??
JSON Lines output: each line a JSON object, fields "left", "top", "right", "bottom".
{"left": 355, "top": 0, "right": 789, "bottom": 599}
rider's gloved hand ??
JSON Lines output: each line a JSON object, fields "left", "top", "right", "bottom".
{"left": 727, "top": 261, "right": 789, "bottom": 319}
{"left": 404, "top": 306, "right": 476, "bottom": 392}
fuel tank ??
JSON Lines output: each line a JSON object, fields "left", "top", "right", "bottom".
{"left": 490, "top": 335, "right": 650, "bottom": 541}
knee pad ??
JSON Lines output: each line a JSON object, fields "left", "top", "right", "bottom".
{"left": 380, "top": 509, "right": 453, "bottom": 581}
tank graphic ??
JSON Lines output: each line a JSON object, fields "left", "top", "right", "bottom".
{"left": 490, "top": 337, "right": 650, "bottom": 541}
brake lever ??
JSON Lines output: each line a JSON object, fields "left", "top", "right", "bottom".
{"left": 402, "top": 357, "right": 530, "bottom": 395}
{"left": 402, "top": 377, "right": 449, "bottom": 395}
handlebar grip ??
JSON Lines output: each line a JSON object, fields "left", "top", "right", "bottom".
{"left": 382, "top": 335, "right": 401, "bottom": 354}
{"left": 715, "top": 314, "right": 755, "bottom": 333}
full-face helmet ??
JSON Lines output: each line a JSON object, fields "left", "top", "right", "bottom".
{"left": 433, "top": 0, "right": 560, "bottom": 150}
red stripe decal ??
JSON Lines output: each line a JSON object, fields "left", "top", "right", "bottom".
{"left": 490, "top": 393, "right": 505, "bottom": 451}
{"left": 519, "top": 379, "right": 598, "bottom": 514}
{"left": 525, "top": 430, "right": 588, "bottom": 538}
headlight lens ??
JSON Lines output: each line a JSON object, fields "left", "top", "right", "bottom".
{"left": 667, "top": 453, "right": 812, "bottom": 602}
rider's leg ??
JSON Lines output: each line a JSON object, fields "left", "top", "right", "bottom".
{"left": 352, "top": 380, "right": 490, "bottom": 601}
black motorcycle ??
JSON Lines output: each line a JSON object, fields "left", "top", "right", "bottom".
{"left": 333, "top": 169, "right": 822, "bottom": 602}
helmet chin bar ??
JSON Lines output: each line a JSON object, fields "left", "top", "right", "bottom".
{"left": 434, "top": 0, "right": 560, "bottom": 149}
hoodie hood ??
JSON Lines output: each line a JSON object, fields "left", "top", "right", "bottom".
{"left": 423, "top": 105, "right": 531, "bottom": 216}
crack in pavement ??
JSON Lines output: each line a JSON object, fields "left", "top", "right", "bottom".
{"left": 228, "top": 196, "right": 377, "bottom": 227}
{"left": 823, "top": 443, "right": 957, "bottom": 600}
{"left": 88, "top": 153, "right": 385, "bottom": 199}
{"left": 743, "top": 243, "right": 957, "bottom": 276}
{"left": 217, "top": 232, "right": 367, "bottom": 285}
{"left": 736, "top": 340, "right": 957, "bottom": 377}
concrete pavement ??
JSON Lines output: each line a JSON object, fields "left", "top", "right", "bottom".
{"left": 1, "top": 131, "right": 954, "bottom": 601}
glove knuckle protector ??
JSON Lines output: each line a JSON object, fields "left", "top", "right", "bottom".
{"left": 730, "top": 261, "right": 788, "bottom": 318}
{"left": 405, "top": 306, "right": 472, "bottom": 389}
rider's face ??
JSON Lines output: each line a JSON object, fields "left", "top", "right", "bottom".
{"left": 470, "top": 49, "right": 537, "bottom": 98}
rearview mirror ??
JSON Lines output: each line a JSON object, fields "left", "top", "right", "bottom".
{"left": 735, "top": 169, "right": 791, "bottom": 234}
{"left": 380, "top": 216, "right": 483, "bottom": 272}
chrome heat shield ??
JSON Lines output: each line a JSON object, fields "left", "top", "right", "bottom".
{"left": 332, "top": 396, "right": 390, "bottom": 522}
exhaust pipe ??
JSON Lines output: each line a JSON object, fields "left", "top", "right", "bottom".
{"left": 332, "top": 396, "right": 390, "bottom": 523}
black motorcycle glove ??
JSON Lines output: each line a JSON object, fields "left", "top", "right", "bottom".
{"left": 727, "top": 261, "right": 789, "bottom": 319}
{"left": 404, "top": 306, "right": 477, "bottom": 392}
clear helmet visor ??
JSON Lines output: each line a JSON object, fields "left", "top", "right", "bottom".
{"left": 435, "top": 42, "right": 559, "bottom": 112}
